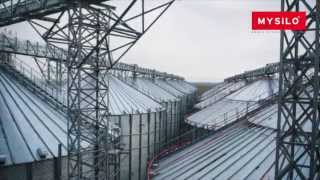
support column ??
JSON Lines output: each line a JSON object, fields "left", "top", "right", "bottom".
{"left": 66, "top": 3, "right": 112, "bottom": 180}
{"left": 276, "top": 1, "right": 320, "bottom": 179}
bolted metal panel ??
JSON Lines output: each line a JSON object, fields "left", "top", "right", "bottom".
{"left": 114, "top": 111, "right": 162, "bottom": 180}
{"left": 276, "top": 0, "right": 320, "bottom": 179}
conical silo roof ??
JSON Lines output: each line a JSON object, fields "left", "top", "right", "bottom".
{"left": 154, "top": 79, "right": 185, "bottom": 98}
{"left": 60, "top": 74, "right": 163, "bottom": 115}
{"left": 0, "top": 69, "right": 119, "bottom": 166}
{"left": 226, "top": 79, "right": 278, "bottom": 102}
{"left": 120, "top": 77, "right": 179, "bottom": 103}
{"left": 186, "top": 79, "right": 278, "bottom": 129}
{"left": 108, "top": 75, "right": 163, "bottom": 115}
{"left": 0, "top": 70, "right": 68, "bottom": 166}
{"left": 166, "top": 80, "right": 197, "bottom": 94}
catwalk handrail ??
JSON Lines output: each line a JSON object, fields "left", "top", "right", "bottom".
{"left": 0, "top": 32, "right": 184, "bottom": 80}
{"left": 188, "top": 93, "right": 277, "bottom": 130}
{"left": 197, "top": 81, "right": 247, "bottom": 109}
{"left": 6, "top": 56, "right": 67, "bottom": 107}
{"left": 211, "top": 93, "right": 277, "bottom": 129}
{"left": 224, "top": 62, "right": 280, "bottom": 82}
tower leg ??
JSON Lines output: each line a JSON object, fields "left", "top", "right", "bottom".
{"left": 276, "top": 1, "right": 320, "bottom": 179}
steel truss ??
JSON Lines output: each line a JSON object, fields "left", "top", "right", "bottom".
{"left": 4, "top": 0, "right": 175, "bottom": 179}
{"left": 0, "top": 30, "right": 183, "bottom": 84}
{"left": 224, "top": 62, "right": 280, "bottom": 82}
{"left": 276, "top": 0, "right": 320, "bottom": 179}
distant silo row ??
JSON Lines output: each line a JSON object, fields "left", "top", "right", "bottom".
{"left": 195, "top": 80, "right": 246, "bottom": 109}
{"left": 118, "top": 76, "right": 197, "bottom": 140}
{"left": 109, "top": 73, "right": 197, "bottom": 180}
{"left": 105, "top": 75, "right": 164, "bottom": 180}
{"left": 152, "top": 78, "right": 316, "bottom": 180}
{"left": 118, "top": 76, "right": 181, "bottom": 144}
{"left": 150, "top": 78, "right": 281, "bottom": 180}
{"left": 187, "top": 78, "right": 278, "bottom": 130}
{"left": 0, "top": 58, "right": 197, "bottom": 180}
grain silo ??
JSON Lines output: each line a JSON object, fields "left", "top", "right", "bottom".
{"left": 0, "top": 67, "right": 119, "bottom": 180}
{"left": 0, "top": 55, "right": 168, "bottom": 180}
{"left": 165, "top": 79, "right": 198, "bottom": 112}
{"left": 118, "top": 76, "right": 182, "bottom": 147}
{"left": 55, "top": 72, "right": 166, "bottom": 180}
{"left": 187, "top": 78, "right": 278, "bottom": 130}
{"left": 195, "top": 80, "right": 246, "bottom": 109}
{"left": 151, "top": 123, "right": 277, "bottom": 180}
{"left": 103, "top": 75, "right": 165, "bottom": 180}
{"left": 153, "top": 79, "right": 187, "bottom": 116}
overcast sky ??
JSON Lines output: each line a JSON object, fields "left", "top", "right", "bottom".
{"left": 2, "top": 0, "right": 281, "bottom": 82}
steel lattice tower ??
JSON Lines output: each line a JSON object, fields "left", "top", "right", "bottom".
{"left": 0, "top": 0, "right": 174, "bottom": 179}
{"left": 276, "top": 0, "right": 320, "bottom": 179}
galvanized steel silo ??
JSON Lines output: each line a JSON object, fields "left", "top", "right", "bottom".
{"left": 0, "top": 68, "right": 120, "bottom": 180}
{"left": 0, "top": 66, "right": 165, "bottom": 180}
{"left": 153, "top": 79, "right": 188, "bottom": 122}
{"left": 107, "top": 75, "right": 165, "bottom": 180}
{"left": 165, "top": 80, "right": 198, "bottom": 112}
{"left": 118, "top": 76, "right": 182, "bottom": 147}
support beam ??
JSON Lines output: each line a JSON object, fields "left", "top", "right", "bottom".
{"left": 276, "top": 1, "right": 320, "bottom": 179}
{"left": 66, "top": 4, "right": 111, "bottom": 179}
{"left": 0, "top": 0, "right": 110, "bottom": 27}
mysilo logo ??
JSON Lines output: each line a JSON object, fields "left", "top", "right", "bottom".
{"left": 252, "top": 12, "right": 306, "bottom": 30}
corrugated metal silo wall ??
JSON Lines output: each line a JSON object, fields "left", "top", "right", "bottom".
{"left": 110, "top": 110, "right": 165, "bottom": 180}
{"left": 180, "top": 95, "right": 188, "bottom": 120}
{"left": 186, "top": 91, "right": 197, "bottom": 113}
{"left": 0, "top": 69, "right": 195, "bottom": 180}
{"left": 119, "top": 77, "right": 185, "bottom": 146}
{"left": 0, "top": 109, "right": 167, "bottom": 180}
{"left": 163, "top": 101, "right": 181, "bottom": 146}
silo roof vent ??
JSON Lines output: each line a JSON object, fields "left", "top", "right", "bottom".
{"left": 0, "top": 154, "right": 6, "bottom": 165}
{"left": 37, "top": 148, "right": 48, "bottom": 159}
